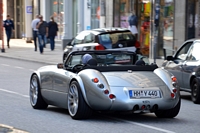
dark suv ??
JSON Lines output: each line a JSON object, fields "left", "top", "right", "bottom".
{"left": 63, "top": 27, "right": 138, "bottom": 61}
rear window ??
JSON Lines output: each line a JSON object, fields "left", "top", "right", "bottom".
{"left": 99, "top": 31, "right": 136, "bottom": 49}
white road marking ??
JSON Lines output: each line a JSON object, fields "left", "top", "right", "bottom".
{"left": 29, "top": 69, "right": 35, "bottom": 71}
{"left": 1, "top": 64, "right": 10, "bottom": 66}
{"left": 1, "top": 63, "right": 35, "bottom": 71}
{"left": 0, "top": 88, "right": 29, "bottom": 98}
{"left": 109, "top": 117, "right": 176, "bottom": 133}
{"left": 0, "top": 87, "right": 175, "bottom": 133}
{"left": 14, "top": 66, "right": 24, "bottom": 69}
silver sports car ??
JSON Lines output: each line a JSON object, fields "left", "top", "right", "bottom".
{"left": 30, "top": 50, "right": 181, "bottom": 119}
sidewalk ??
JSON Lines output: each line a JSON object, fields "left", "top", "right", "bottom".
{"left": 0, "top": 39, "right": 165, "bottom": 66}
{"left": 0, "top": 39, "right": 63, "bottom": 65}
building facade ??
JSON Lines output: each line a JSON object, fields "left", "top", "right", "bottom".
{"left": 2, "top": 0, "right": 199, "bottom": 59}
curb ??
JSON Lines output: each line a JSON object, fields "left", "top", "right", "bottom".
{"left": 0, "top": 124, "right": 29, "bottom": 133}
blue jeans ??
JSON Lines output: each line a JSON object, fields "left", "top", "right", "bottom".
{"left": 38, "top": 34, "right": 46, "bottom": 53}
{"left": 6, "top": 30, "right": 12, "bottom": 44}
{"left": 49, "top": 36, "right": 55, "bottom": 50}
{"left": 32, "top": 30, "right": 38, "bottom": 50}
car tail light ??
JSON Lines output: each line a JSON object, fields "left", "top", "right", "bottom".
{"left": 141, "top": 105, "right": 146, "bottom": 110}
{"left": 104, "top": 89, "right": 109, "bottom": 94}
{"left": 171, "top": 76, "right": 177, "bottom": 82}
{"left": 92, "top": 78, "right": 99, "bottom": 83}
{"left": 135, "top": 40, "right": 140, "bottom": 48}
{"left": 109, "top": 94, "right": 116, "bottom": 99}
{"left": 171, "top": 93, "right": 175, "bottom": 98}
{"left": 171, "top": 76, "right": 178, "bottom": 98}
{"left": 94, "top": 44, "right": 105, "bottom": 50}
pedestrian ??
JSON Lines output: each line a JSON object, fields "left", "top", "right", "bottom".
{"left": 3, "top": 15, "right": 14, "bottom": 48}
{"left": 48, "top": 16, "right": 58, "bottom": 51}
{"left": 36, "top": 15, "right": 48, "bottom": 54}
{"left": 128, "top": 11, "right": 138, "bottom": 38}
{"left": 31, "top": 14, "right": 40, "bottom": 51}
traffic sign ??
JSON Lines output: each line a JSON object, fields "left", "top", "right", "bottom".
{"left": 26, "top": 6, "right": 32, "bottom": 13}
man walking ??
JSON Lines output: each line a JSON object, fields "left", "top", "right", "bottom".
{"left": 31, "top": 14, "right": 40, "bottom": 51}
{"left": 3, "top": 15, "right": 14, "bottom": 48}
{"left": 36, "top": 15, "right": 48, "bottom": 54}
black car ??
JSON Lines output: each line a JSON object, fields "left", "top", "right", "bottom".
{"left": 162, "top": 38, "right": 200, "bottom": 104}
{"left": 63, "top": 27, "right": 139, "bottom": 62}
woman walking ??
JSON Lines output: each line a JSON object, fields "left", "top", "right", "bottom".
{"left": 48, "top": 16, "right": 58, "bottom": 51}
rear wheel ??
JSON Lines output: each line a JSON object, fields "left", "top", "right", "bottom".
{"left": 191, "top": 78, "right": 200, "bottom": 104}
{"left": 68, "top": 81, "right": 93, "bottom": 119}
{"left": 30, "top": 74, "right": 48, "bottom": 109}
{"left": 155, "top": 99, "right": 181, "bottom": 118}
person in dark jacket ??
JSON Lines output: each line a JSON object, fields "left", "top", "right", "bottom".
{"left": 36, "top": 15, "right": 48, "bottom": 54}
{"left": 48, "top": 16, "right": 58, "bottom": 51}
{"left": 3, "top": 15, "right": 14, "bottom": 48}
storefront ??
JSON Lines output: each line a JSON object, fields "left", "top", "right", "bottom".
{"left": 91, "top": 0, "right": 100, "bottom": 29}
{"left": 161, "top": 0, "right": 174, "bottom": 56}
{"left": 49, "top": 0, "right": 64, "bottom": 39}
{"left": 113, "top": 0, "right": 175, "bottom": 58}
{"left": 113, "top": 0, "right": 152, "bottom": 56}
{"left": 186, "top": 0, "right": 200, "bottom": 40}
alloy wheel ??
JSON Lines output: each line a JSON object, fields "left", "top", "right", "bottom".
{"left": 30, "top": 76, "right": 38, "bottom": 106}
{"left": 68, "top": 84, "right": 79, "bottom": 116}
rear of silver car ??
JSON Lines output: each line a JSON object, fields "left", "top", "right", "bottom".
{"left": 79, "top": 68, "right": 180, "bottom": 113}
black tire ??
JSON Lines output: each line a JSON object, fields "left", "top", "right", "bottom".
{"left": 68, "top": 81, "right": 93, "bottom": 119}
{"left": 155, "top": 99, "right": 181, "bottom": 118}
{"left": 30, "top": 74, "right": 48, "bottom": 109}
{"left": 191, "top": 78, "right": 200, "bottom": 104}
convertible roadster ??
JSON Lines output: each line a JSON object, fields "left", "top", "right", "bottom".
{"left": 30, "top": 50, "right": 181, "bottom": 119}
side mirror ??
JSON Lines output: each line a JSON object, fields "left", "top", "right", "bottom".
{"left": 57, "top": 63, "right": 64, "bottom": 69}
{"left": 166, "top": 56, "right": 173, "bottom": 61}
{"left": 67, "top": 41, "right": 71, "bottom": 46}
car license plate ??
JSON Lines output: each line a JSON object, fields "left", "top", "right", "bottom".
{"left": 129, "top": 90, "right": 161, "bottom": 98}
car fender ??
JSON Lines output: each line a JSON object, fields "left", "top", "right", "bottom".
{"left": 31, "top": 71, "right": 41, "bottom": 85}
{"left": 69, "top": 74, "right": 91, "bottom": 107}
{"left": 77, "top": 69, "right": 113, "bottom": 110}
{"left": 154, "top": 68, "right": 180, "bottom": 105}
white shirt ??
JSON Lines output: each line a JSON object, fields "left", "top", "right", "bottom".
{"left": 31, "top": 18, "right": 40, "bottom": 31}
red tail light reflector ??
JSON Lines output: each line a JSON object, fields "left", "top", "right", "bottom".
{"left": 171, "top": 93, "right": 175, "bottom": 98}
{"left": 92, "top": 78, "right": 99, "bottom": 83}
{"left": 141, "top": 105, "right": 146, "bottom": 110}
{"left": 109, "top": 94, "right": 116, "bottom": 99}
{"left": 95, "top": 44, "right": 105, "bottom": 50}
{"left": 171, "top": 76, "right": 177, "bottom": 82}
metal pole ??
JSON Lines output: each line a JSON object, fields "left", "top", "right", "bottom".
{"left": 0, "top": 0, "right": 5, "bottom": 52}
{"left": 38, "top": 0, "right": 40, "bottom": 14}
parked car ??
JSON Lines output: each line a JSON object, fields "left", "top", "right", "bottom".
{"left": 30, "top": 50, "right": 180, "bottom": 120}
{"left": 63, "top": 27, "right": 141, "bottom": 62}
{"left": 162, "top": 38, "right": 200, "bottom": 104}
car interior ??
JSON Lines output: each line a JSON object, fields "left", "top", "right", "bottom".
{"left": 64, "top": 51, "right": 158, "bottom": 73}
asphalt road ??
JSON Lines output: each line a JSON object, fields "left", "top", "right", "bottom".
{"left": 0, "top": 57, "right": 200, "bottom": 133}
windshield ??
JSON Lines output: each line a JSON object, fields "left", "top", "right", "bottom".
{"left": 66, "top": 52, "right": 150, "bottom": 67}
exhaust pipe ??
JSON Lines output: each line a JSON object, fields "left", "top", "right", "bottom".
{"left": 151, "top": 104, "right": 158, "bottom": 112}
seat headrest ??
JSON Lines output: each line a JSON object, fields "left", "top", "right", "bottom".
{"left": 87, "top": 58, "right": 97, "bottom": 66}
{"left": 135, "top": 59, "right": 145, "bottom": 66}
